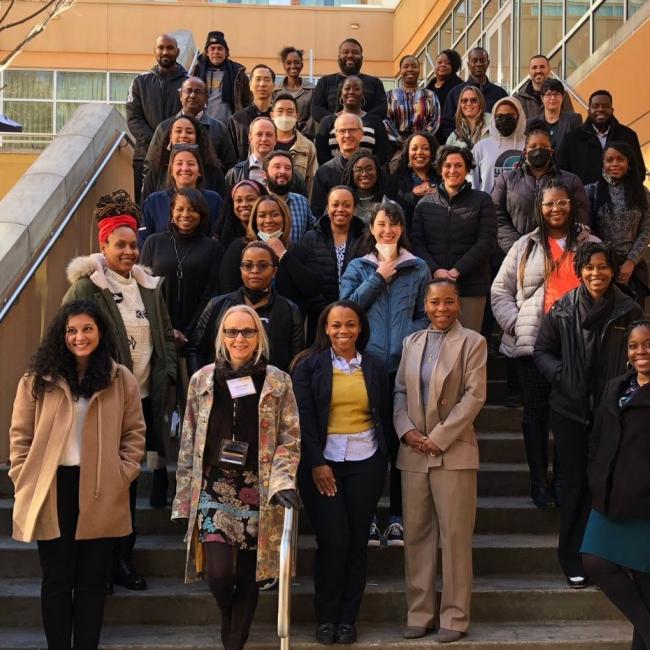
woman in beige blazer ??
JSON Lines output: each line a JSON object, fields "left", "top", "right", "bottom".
{"left": 393, "top": 278, "right": 487, "bottom": 643}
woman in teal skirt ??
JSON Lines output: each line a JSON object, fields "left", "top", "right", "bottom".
{"left": 581, "top": 319, "right": 650, "bottom": 649}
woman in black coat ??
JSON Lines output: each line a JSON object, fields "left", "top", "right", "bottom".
{"left": 219, "top": 195, "right": 319, "bottom": 314}
{"left": 581, "top": 319, "right": 650, "bottom": 649}
{"left": 411, "top": 145, "right": 497, "bottom": 332}
{"left": 299, "top": 186, "right": 366, "bottom": 341}
{"left": 291, "top": 300, "right": 389, "bottom": 645}
{"left": 140, "top": 188, "right": 223, "bottom": 347}
{"left": 534, "top": 241, "right": 643, "bottom": 587}
{"left": 186, "top": 241, "right": 304, "bottom": 376}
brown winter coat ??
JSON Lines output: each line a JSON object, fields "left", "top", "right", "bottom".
{"left": 9, "top": 364, "right": 146, "bottom": 542}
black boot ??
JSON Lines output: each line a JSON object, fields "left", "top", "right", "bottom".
{"left": 149, "top": 467, "right": 169, "bottom": 509}
{"left": 522, "top": 421, "right": 554, "bottom": 508}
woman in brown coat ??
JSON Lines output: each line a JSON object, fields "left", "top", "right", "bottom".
{"left": 9, "top": 300, "right": 145, "bottom": 650}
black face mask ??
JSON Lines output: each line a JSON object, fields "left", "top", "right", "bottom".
{"left": 526, "top": 148, "right": 552, "bottom": 169}
{"left": 494, "top": 114, "right": 518, "bottom": 137}
{"left": 243, "top": 285, "right": 271, "bottom": 304}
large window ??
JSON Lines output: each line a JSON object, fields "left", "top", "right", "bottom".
{"left": 0, "top": 70, "right": 137, "bottom": 135}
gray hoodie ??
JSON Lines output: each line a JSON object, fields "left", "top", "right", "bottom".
{"left": 470, "top": 96, "right": 527, "bottom": 193}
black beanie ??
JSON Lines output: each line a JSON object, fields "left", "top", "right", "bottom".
{"left": 205, "top": 31, "right": 229, "bottom": 52}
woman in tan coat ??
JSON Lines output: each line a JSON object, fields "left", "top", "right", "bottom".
{"left": 394, "top": 279, "right": 487, "bottom": 643}
{"left": 9, "top": 300, "right": 145, "bottom": 650}
{"left": 172, "top": 304, "right": 300, "bottom": 650}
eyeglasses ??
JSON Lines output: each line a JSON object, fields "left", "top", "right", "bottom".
{"left": 240, "top": 261, "right": 274, "bottom": 271}
{"left": 180, "top": 88, "right": 204, "bottom": 96}
{"left": 223, "top": 328, "right": 258, "bottom": 339}
{"left": 460, "top": 98, "right": 479, "bottom": 105}
{"left": 336, "top": 128, "right": 362, "bottom": 135}
{"left": 541, "top": 199, "right": 571, "bottom": 209}
{"left": 353, "top": 166, "right": 376, "bottom": 176}
{"left": 543, "top": 92, "right": 563, "bottom": 99}
{"left": 171, "top": 143, "right": 199, "bottom": 151}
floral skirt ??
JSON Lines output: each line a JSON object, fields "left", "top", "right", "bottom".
{"left": 197, "top": 465, "right": 260, "bottom": 549}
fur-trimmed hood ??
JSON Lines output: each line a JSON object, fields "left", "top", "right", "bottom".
{"left": 66, "top": 253, "right": 161, "bottom": 291}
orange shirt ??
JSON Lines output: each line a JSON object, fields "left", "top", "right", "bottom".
{"left": 544, "top": 237, "right": 580, "bottom": 313}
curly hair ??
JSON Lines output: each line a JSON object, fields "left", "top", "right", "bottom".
{"left": 435, "top": 144, "right": 475, "bottom": 174}
{"left": 573, "top": 240, "right": 620, "bottom": 280}
{"left": 396, "top": 131, "right": 439, "bottom": 176}
{"left": 93, "top": 189, "right": 141, "bottom": 224}
{"left": 28, "top": 301, "right": 116, "bottom": 400}
{"left": 215, "top": 180, "right": 268, "bottom": 248}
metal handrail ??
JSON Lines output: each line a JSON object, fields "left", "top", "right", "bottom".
{"left": 277, "top": 507, "right": 295, "bottom": 650}
{"left": 0, "top": 130, "right": 134, "bottom": 323}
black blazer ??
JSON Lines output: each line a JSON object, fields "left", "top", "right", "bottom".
{"left": 291, "top": 348, "right": 391, "bottom": 469}
{"left": 589, "top": 372, "right": 650, "bottom": 519}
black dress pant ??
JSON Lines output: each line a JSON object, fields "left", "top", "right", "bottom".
{"left": 132, "top": 158, "right": 144, "bottom": 205}
{"left": 37, "top": 467, "right": 114, "bottom": 650}
{"left": 299, "top": 451, "right": 387, "bottom": 625}
{"left": 387, "top": 372, "right": 401, "bottom": 518}
{"left": 550, "top": 410, "right": 591, "bottom": 577}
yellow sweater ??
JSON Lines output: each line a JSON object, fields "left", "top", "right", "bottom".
{"left": 327, "top": 368, "right": 373, "bottom": 434}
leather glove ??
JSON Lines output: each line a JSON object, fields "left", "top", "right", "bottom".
{"left": 271, "top": 489, "right": 300, "bottom": 509}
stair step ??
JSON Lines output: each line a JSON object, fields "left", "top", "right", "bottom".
{"left": 0, "top": 534, "right": 562, "bottom": 579}
{"left": 0, "top": 495, "right": 559, "bottom": 537}
{"left": 0, "top": 621, "right": 633, "bottom": 649}
{"left": 0, "top": 577, "right": 624, "bottom": 626}
{"left": 476, "top": 406, "right": 522, "bottom": 433}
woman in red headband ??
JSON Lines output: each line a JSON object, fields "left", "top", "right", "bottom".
{"left": 62, "top": 189, "right": 176, "bottom": 591}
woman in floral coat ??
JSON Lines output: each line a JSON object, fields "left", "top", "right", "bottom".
{"left": 172, "top": 304, "right": 300, "bottom": 650}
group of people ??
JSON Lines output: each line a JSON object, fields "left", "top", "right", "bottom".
{"left": 7, "top": 28, "right": 650, "bottom": 650}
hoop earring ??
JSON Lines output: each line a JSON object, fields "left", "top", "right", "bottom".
{"left": 361, "top": 96, "right": 366, "bottom": 107}
{"left": 627, "top": 360, "right": 634, "bottom": 371}
{"left": 339, "top": 97, "right": 344, "bottom": 106}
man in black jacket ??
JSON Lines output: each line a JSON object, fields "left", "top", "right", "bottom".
{"left": 557, "top": 89, "right": 646, "bottom": 186}
{"left": 228, "top": 64, "right": 275, "bottom": 162}
{"left": 438, "top": 47, "right": 507, "bottom": 142}
{"left": 192, "top": 31, "right": 252, "bottom": 125}
{"left": 126, "top": 34, "right": 187, "bottom": 203}
{"left": 310, "top": 38, "right": 388, "bottom": 125}
{"left": 145, "top": 76, "right": 237, "bottom": 175}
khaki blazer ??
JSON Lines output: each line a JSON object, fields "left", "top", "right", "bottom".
{"left": 393, "top": 320, "right": 487, "bottom": 472}
{"left": 9, "top": 364, "right": 145, "bottom": 542}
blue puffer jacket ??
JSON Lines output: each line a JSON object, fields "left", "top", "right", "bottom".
{"left": 340, "top": 250, "right": 431, "bottom": 373}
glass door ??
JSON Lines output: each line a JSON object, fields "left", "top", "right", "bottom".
{"left": 485, "top": 0, "right": 514, "bottom": 92}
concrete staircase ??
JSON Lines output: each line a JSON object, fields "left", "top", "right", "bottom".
{"left": 0, "top": 355, "right": 632, "bottom": 648}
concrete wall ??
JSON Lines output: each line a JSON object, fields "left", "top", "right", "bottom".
{"left": 0, "top": 0, "right": 395, "bottom": 77}
{"left": 0, "top": 153, "right": 38, "bottom": 200}
{"left": 0, "top": 104, "right": 134, "bottom": 462}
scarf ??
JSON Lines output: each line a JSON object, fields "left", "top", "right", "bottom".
{"left": 214, "top": 356, "right": 267, "bottom": 385}
{"left": 456, "top": 116, "right": 485, "bottom": 148}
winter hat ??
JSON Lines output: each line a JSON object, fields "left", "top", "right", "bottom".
{"left": 205, "top": 31, "right": 229, "bottom": 52}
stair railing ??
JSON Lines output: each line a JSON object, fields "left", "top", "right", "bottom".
{"left": 277, "top": 506, "right": 295, "bottom": 650}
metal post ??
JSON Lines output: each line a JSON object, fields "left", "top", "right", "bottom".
{"left": 278, "top": 507, "right": 295, "bottom": 650}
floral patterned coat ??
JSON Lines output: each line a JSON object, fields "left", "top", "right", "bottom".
{"left": 172, "top": 363, "right": 300, "bottom": 583}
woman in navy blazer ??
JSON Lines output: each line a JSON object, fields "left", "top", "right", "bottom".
{"left": 291, "top": 299, "right": 390, "bottom": 645}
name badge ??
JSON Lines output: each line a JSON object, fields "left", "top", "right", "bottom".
{"left": 226, "top": 376, "right": 257, "bottom": 399}
{"left": 219, "top": 439, "right": 249, "bottom": 466}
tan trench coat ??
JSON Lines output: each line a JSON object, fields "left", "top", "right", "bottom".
{"left": 172, "top": 363, "right": 300, "bottom": 583}
{"left": 9, "top": 364, "right": 146, "bottom": 542}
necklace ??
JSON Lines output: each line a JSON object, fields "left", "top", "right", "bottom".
{"left": 170, "top": 234, "right": 193, "bottom": 303}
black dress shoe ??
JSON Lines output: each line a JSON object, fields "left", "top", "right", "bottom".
{"left": 531, "top": 486, "right": 555, "bottom": 509}
{"left": 315, "top": 623, "right": 337, "bottom": 645}
{"left": 113, "top": 558, "right": 148, "bottom": 590}
{"left": 335, "top": 623, "right": 357, "bottom": 644}
{"left": 567, "top": 576, "right": 591, "bottom": 589}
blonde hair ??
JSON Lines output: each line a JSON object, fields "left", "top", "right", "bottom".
{"left": 245, "top": 195, "right": 292, "bottom": 244}
{"left": 455, "top": 86, "right": 486, "bottom": 132}
{"left": 214, "top": 305, "right": 270, "bottom": 366}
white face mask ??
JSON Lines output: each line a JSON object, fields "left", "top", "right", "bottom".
{"left": 257, "top": 229, "right": 283, "bottom": 242}
{"left": 375, "top": 243, "right": 398, "bottom": 260}
{"left": 273, "top": 116, "right": 297, "bottom": 133}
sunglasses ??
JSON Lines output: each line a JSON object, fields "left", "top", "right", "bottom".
{"left": 223, "top": 328, "right": 258, "bottom": 339}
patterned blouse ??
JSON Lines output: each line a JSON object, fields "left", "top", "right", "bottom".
{"left": 385, "top": 88, "right": 441, "bottom": 144}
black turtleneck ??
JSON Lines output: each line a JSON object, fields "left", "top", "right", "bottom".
{"left": 139, "top": 228, "right": 224, "bottom": 335}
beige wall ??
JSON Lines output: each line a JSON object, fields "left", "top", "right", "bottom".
{"left": 0, "top": 145, "right": 133, "bottom": 462}
{"left": 0, "top": 153, "right": 38, "bottom": 200}
{"left": 0, "top": 0, "right": 395, "bottom": 76}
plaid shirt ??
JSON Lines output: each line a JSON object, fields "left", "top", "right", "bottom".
{"left": 285, "top": 192, "right": 315, "bottom": 243}
{"left": 384, "top": 88, "right": 441, "bottom": 144}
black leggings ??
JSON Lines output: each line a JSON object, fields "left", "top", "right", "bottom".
{"left": 203, "top": 542, "right": 259, "bottom": 650}
{"left": 36, "top": 467, "right": 113, "bottom": 650}
{"left": 582, "top": 554, "right": 650, "bottom": 649}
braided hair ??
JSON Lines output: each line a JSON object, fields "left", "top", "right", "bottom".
{"left": 93, "top": 189, "right": 142, "bottom": 224}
